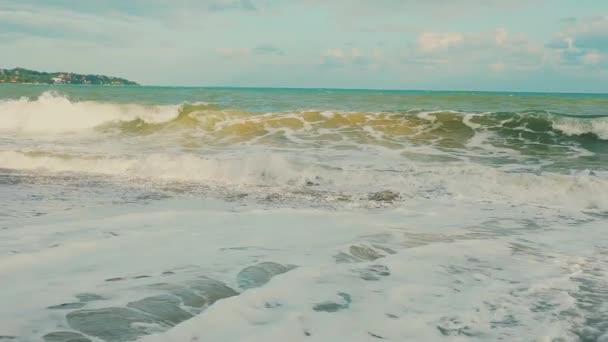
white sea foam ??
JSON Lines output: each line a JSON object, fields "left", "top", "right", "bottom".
{"left": 2, "top": 198, "right": 603, "bottom": 341}
{"left": 0, "top": 91, "right": 180, "bottom": 133}
{"left": 552, "top": 116, "right": 608, "bottom": 139}
{"left": 1, "top": 92, "right": 607, "bottom": 143}
{"left": 2, "top": 149, "right": 607, "bottom": 210}
{"left": 2, "top": 90, "right": 608, "bottom": 342}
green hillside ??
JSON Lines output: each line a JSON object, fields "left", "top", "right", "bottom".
{"left": 0, "top": 68, "right": 139, "bottom": 85}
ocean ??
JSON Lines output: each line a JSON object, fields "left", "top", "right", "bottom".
{"left": 1, "top": 85, "right": 607, "bottom": 341}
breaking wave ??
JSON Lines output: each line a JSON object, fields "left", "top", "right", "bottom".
{"left": 1, "top": 92, "right": 607, "bottom": 143}
{"left": 2, "top": 149, "right": 607, "bottom": 210}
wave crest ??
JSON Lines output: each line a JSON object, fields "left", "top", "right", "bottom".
{"left": 1, "top": 92, "right": 607, "bottom": 143}
{"left": 0, "top": 91, "right": 181, "bottom": 133}
{"left": 2, "top": 149, "right": 607, "bottom": 210}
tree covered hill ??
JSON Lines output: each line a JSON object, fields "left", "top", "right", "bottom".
{"left": 0, "top": 68, "right": 139, "bottom": 85}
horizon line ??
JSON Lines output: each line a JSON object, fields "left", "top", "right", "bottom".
{"left": 148, "top": 85, "right": 608, "bottom": 95}
{"left": 2, "top": 82, "right": 608, "bottom": 96}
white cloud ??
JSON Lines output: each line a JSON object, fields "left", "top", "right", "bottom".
{"left": 320, "top": 48, "right": 382, "bottom": 70}
{"left": 0, "top": 5, "right": 145, "bottom": 41}
{"left": 554, "top": 17, "right": 608, "bottom": 51}
{"left": 1, "top": 0, "right": 606, "bottom": 90}
{"left": 303, "top": 0, "right": 540, "bottom": 17}
{"left": 489, "top": 62, "right": 506, "bottom": 73}
{"left": 216, "top": 48, "right": 251, "bottom": 58}
{"left": 545, "top": 17, "right": 608, "bottom": 70}
{"left": 417, "top": 29, "right": 539, "bottom": 54}
{"left": 408, "top": 29, "right": 547, "bottom": 72}
{"left": 582, "top": 51, "right": 604, "bottom": 65}
{"left": 417, "top": 32, "right": 464, "bottom": 52}
{"left": 322, "top": 48, "right": 346, "bottom": 59}
{"left": 253, "top": 44, "right": 285, "bottom": 55}
{"left": 207, "top": 0, "right": 256, "bottom": 11}
{"left": 215, "top": 45, "right": 286, "bottom": 58}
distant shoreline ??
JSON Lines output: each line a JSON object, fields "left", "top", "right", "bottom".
{"left": 0, "top": 68, "right": 139, "bottom": 86}
{"left": 1, "top": 79, "right": 607, "bottom": 96}
{"left": 0, "top": 83, "right": 140, "bottom": 86}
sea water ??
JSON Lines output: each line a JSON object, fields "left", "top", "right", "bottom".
{"left": 1, "top": 85, "right": 607, "bottom": 341}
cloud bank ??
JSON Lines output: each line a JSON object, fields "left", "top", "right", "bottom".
{"left": 0, "top": 0, "right": 606, "bottom": 91}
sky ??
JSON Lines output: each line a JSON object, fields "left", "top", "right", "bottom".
{"left": 1, "top": 0, "right": 608, "bottom": 92}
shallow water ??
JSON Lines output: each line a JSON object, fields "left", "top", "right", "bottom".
{"left": 1, "top": 85, "right": 607, "bottom": 341}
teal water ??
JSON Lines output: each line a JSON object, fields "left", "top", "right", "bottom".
{"left": 1, "top": 85, "right": 608, "bottom": 341}
{"left": 2, "top": 84, "right": 607, "bottom": 171}
{"left": 2, "top": 84, "right": 608, "bottom": 113}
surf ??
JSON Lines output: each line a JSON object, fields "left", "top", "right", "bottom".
{"left": 2, "top": 92, "right": 607, "bottom": 145}
{"left": 2, "top": 149, "right": 607, "bottom": 211}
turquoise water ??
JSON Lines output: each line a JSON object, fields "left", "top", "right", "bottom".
{"left": 1, "top": 85, "right": 608, "bottom": 341}
{"left": 2, "top": 84, "right": 607, "bottom": 171}
{"left": 2, "top": 84, "right": 608, "bottom": 113}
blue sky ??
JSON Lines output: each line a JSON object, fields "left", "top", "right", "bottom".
{"left": 1, "top": 0, "right": 607, "bottom": 92}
